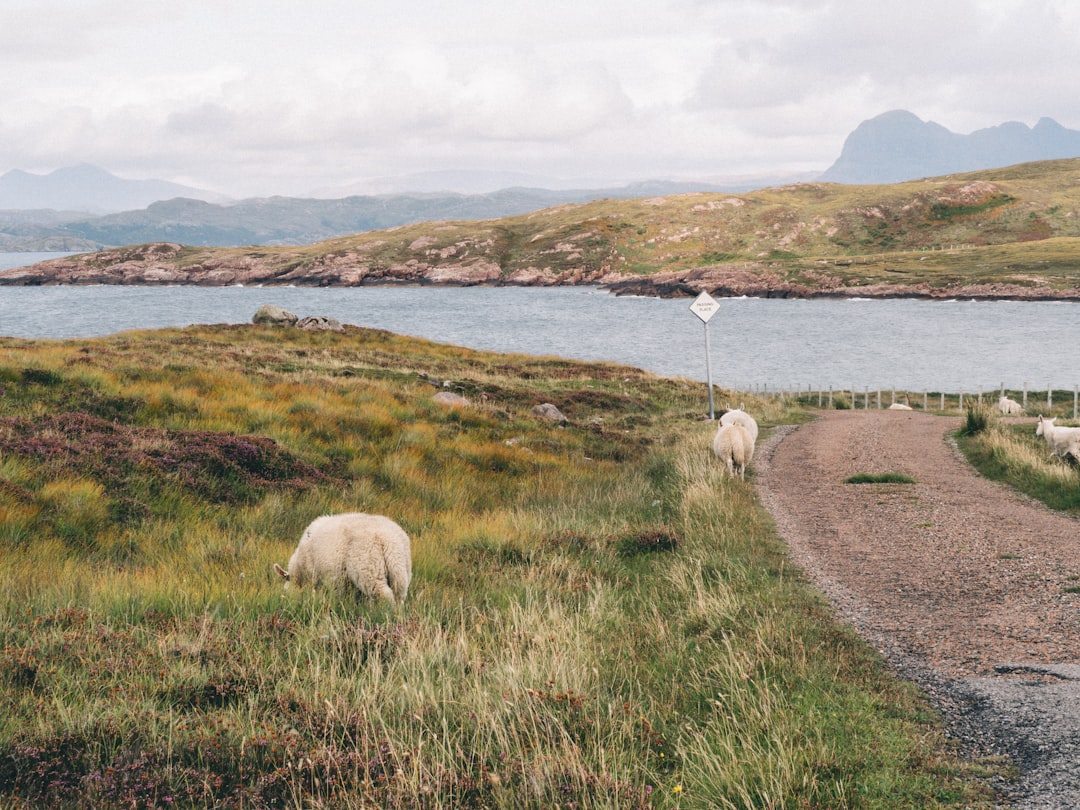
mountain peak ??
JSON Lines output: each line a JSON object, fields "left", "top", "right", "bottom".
{"left": 821, "top": 111, "right": 1080, "bottom": 184}
{"left": 0, "top": 164, "right": 230, "bottom": 214}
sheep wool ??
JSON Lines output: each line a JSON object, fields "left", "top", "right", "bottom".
{"left": 275, "top": 513, "right": 412, "bottom": 605}
{"left": 998, "top": 396, "right": 1024, "bottom": 415}
{"left": 1036, "top": 416, "right": 1080, "bottom": 465}
{"left": 719, "top": 408, "right": 759, "bottom": 447}
{"left": 713, "top": 422, "right": 752, "bottom": 479}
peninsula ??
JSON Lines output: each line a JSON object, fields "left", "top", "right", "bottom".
{"left": 5, "top": 159, "right": 1080, "bottom": 301}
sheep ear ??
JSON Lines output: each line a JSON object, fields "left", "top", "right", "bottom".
{"left": 274, "top": 563, "right": 290, "bottom": 581}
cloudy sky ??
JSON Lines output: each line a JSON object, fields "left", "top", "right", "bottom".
{"left": 3, "top": 0, "right": 1079, "bottom": 198}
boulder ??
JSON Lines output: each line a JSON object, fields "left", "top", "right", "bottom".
{"left": 297, "top": 315, "right": 343, "bottom": 331}
{"left": 252, "top": 304, "right": 298, "bottom": 326}
{"left": 433, "top": 392, "right": 470, "bottom": 408}
{"left": 532, "top": 403, "right": 567, "bottom": 423}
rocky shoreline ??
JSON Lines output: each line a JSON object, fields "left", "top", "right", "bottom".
{"left": 3, "top": 241, "right": 1080, "bottom": 302}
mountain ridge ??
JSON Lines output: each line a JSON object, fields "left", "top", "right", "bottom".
{"left": 0, "top": 164, "right": 230, "bottom": 215}
{"left": 0, "top": 177, "right": 803, "bottom": 251}
{"left": 7, "top": 157, "right": 1080, "bottom": 301}
{"left": 5, "top": 110, "right": 1080, "bottom": 249}
{"left": 820, "top": 110, "right": 1080, "bottom": 184}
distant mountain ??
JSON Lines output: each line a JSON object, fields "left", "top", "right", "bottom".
{"left": 0, "top": 164, "right": 230, "bottom": 214}
{"left": 0, "top": 179, "right": 783, "bottom": 250}
{"left": 13, "top": 158, "right": 1080, "bottom": 300}
{"left": 313, "top": 170, "right": 810, "bottom": 199}
{"left": 820, "top": 110, "right": 1080, "bottom": 184}
{"left": 312, "top": 169, "right": 601, "bottom": 196}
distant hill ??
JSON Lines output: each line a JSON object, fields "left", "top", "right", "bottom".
{"left": 10, "top": 158, "right": 1080, "bottom": 300}
{"left": 820, "top": 110, "right": 1080, "bottom": 184}
{"left": 0, "top": 164, "right": 230, "bottom": 214}
{"left": 10, "top": 111, "right": 1080, "bottom": 251}
{"left": 0, "top": 179, "right": 782, "bottom": 251}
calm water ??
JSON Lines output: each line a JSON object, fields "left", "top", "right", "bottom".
{"left": 1, "top": 253, "right": 1079, "bottom": 393}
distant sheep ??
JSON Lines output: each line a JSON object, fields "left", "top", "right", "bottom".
{"left": 719, "top": 408, "right": 759, "bottom": 445}
{"left": 274, "top": 513, "right": 412, "bottom": 606}
{"left": 998, "top": 396, "right": 1024, "bottom": 415}
{"left": 713, "top": 422, "right": 753, "bottom": 480}
{"left": 888, "top": 403, "right": 912, "bottom": 410}
{"left": 1035, "top": 416, "right": 1080, "bottom": 465}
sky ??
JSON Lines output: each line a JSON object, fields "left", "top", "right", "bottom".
{"left": 4, "top": 0, "right": 1080, "bottom": 199}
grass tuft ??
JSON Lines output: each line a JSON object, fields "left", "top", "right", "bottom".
{"left": 845, "top": 472, "right": 917, "bottom": 484}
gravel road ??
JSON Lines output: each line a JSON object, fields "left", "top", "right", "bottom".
{"left": 753, "top": 410, "right": 1080, "bottom": 809}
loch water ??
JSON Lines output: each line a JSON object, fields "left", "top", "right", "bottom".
{"left": 1, "top": 253, "right": 1079, "bottom": 394}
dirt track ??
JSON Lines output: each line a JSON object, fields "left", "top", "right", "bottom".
{"left": 753, "top": 410, "right": 1080, "bottom": 809}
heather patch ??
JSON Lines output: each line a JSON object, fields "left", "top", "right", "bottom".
{"left": 0, "top": 411, "right": 333, "bottom": 506}
{"left": 0, "top": 366, "right": 146, "bottom": 422}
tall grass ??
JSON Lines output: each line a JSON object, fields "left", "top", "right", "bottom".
{"left": 0, "top": 325, "right": 998, "bottom": 807}
{"left": 957, "top": 416, "right": 1080, "bottom": 514}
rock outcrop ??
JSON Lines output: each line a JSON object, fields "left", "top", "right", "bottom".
{"left": 296, "top": 315, "right": 342, "bottom": 331}
{"left": 252, "top": 304, "right": 298, "bottom": 326}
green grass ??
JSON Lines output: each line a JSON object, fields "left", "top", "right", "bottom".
{"left": 0, "top": 325, "right": 999, "bottom": 807}
{"left": 957, "top": 417, "right": 1080, "bottom": 515}
{"left": 845, "top": 473, "right": 917, "bottom": 485}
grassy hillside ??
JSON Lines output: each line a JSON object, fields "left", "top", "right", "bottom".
{"left": 13, "top": 158, "right": 1080, "bottom": 295}
{"left": 0, "top": 325, "right": 1002, "bottom": 807}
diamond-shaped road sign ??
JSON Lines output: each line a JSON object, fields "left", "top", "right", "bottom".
{"left": 689, "top": 291, "right": 719, "bottom": 323}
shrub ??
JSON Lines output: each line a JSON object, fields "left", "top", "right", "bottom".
{"left": 962, "top": 404, "right": 991, "bottom": 436}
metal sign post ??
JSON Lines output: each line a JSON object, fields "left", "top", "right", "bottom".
{"left": 689, "top": 291, "right": 719, "bottom": 420}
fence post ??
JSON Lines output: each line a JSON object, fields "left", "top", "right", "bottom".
{"left": 1074, "top": 385, "right": 1078, "bottom": 421}
{"left": 959, "top": 392, "right": 963, "bottom": 411}
{"left": 924, "top": 391, "right": 928, "bottom": 411}
{"left": 1023, "top": 382, "right": 1028, "bottom": 408}
{"left": 1048, "top": 385, "right": 1053, "bottom": 410}
{"left": 864, "top": 386, "right": 869, "bottom": 409}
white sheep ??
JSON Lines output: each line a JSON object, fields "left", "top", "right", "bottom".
{"left": 719, "top": 408, "right": 759, "bottom": 445}
{"left": 1035, "top": 416, "right": 1080, "bottom": 465}
{"left": 713, "top": 422, "right": 753, "bottom": 479}
{"left": 998, "top": 396, "right": 1024, "bottom": 415}
{"left": 274, "top": 513, "right": 412, "bottom": 605}
{"left": 888, "top": 403, "right": 912, "bottom": 410}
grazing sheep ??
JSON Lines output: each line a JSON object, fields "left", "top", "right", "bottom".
{"left": 888, "top": 403, "right": 912, "bottom": 410}
{"left": 274, "top": 513, "right": 412, "bottom": 605}
{"left": 713, "top": 422, "right": 752, "bottom": 479}
{"left": 719, "top": 408, "right": 759, "bottom": 445}
{"left": 998, "top": 396, "right": 1024, "bottom": 415}
{"left": 1035, "top": 416, "right": 1080, "bottom": 465}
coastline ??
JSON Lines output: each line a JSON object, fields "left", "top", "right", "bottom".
{"left": 3, "top": 244, "right": 1080, "bottom": 303}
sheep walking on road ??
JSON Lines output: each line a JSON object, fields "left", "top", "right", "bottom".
{"left": 274, "top": 513, "right": 412, "bottom": 606}
{"left": 713, "top": 422, "right": 753, "bottom": 480}
{"left": 1036, "top": 416, "right": 1080, "bottom": 465}
{"left": 999, "top": 396, "right": 1024, "bottom": 415}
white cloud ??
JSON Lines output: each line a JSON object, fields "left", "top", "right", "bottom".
{"left": 3, "top": 0, "right": 1080, "bottom": 196}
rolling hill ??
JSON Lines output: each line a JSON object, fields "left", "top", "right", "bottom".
{"left": 7, "top": 159, "right": 1080, "bottom": 299}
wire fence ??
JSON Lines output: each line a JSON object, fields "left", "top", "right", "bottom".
{"left": 726, "top": 383, "right": 1080, "bottom": 419}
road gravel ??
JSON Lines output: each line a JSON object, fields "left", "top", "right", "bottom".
{"left": 754, "top": 410, "right": 1080, "bottom": 809}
